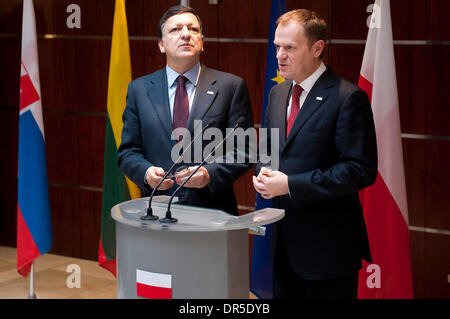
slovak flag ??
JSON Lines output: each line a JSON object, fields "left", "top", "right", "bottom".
{"left": 17, "top": 0, "right": 52, "bottom": 277}
{"left": 136, "top": 269, "right": 172, "bottom": 299}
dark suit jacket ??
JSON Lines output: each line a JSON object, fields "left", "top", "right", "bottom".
{"left": 118, "top": 64, "right": 253, "bottom": 215}
{"left": 258, "top": 67, "right": 377, "bottom": 279}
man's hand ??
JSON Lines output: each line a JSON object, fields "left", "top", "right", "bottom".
{"left": 145, "top": 166, "right": 174, "bottom": 190}
{"left": 253, "top": 167, "right": 289, "bottom": 199}
{"left": 175, "top": 166, "right": 210, "bottom": 189}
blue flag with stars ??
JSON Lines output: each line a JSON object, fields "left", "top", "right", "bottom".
{"left": 250, "top": 0, "right": 286, "bottom": 299}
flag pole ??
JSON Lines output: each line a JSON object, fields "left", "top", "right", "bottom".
{"left": 28, "top": 263, "right": 36, "bottom": 299}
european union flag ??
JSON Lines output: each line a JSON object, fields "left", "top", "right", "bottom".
{"left": 250, "top": 0, "right": 286, "bottom": 299}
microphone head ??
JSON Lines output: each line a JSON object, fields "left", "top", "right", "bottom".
{"left": 236, "top": 116, "right": 247, "bottom": 127}
{"left": 206, "top": 118, "right": 216, "bottom": 127}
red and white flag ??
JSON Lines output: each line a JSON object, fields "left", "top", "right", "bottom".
{"left": 358, "top": 0, "right": 414, "bottom": 298}
{"left": 136, "top": 269, "right": 172, "bottom": 299}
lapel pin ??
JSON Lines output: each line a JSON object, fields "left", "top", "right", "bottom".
{"left": 316, "top": 96, "right": 323, "bottom": 101}
{"left": 207, "top": 91, "right": 215, "bottom": 95}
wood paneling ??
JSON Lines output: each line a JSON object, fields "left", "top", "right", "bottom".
{"left": 1, "top": 0, "right": 449, "bottom": 299}
{"left": 402, "top": 139, "right": 426, "bottom": 228}
{"left": 79, "top": 189, "right": 102, "bottom": 260}
{"left": 425, "top": 140, "right": 450, "bottom": 230}
{"left": 424, "top": 233, "right": 450, "bottom": 298}
{"left": 78, "top": 115, "right": 106, "bottom": 188}
{"left": 0, "top": 38, "right": 21, "bottom": 107}
{"left": 38, "top": 39, "right": 78, "bottom": 112}
{"left": 48, "top": 186, "right": 81, "bottom": 258}
{"left": 75, "top": 39, "right": 111, "bottom": 113}
{"left": 0, "top": 109, "right": 19, "bottom": 180}
{"left": 44, "top": 112, "right": 79, "bottom": 184}
{"left": 0, "top": 179, "right": 17, "bottom": 247}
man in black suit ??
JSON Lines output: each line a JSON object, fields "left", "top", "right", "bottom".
{"left": 118, "top": 5, "right": 253, "bottom": 215}
{"left": 253, "top": 9, "right": 377, "bottom": 298}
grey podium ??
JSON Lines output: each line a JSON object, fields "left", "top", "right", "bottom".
{"left": 111, "top": 196, "right": 284, "bottom": 299}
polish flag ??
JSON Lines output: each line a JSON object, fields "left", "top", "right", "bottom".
{"left": 357, "top": 0, "right": 414, "bottom": 298}
{"left": 136, "top": 269, "right": 172, "bottom": 299}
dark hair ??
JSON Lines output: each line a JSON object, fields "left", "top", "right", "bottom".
{"left": 157, "top": 5, "right": 203, "bottom": 39}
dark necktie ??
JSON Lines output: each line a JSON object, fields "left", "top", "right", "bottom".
{"left": 173, "top": 75, "right": 189, "bottom": 130}
{"left": 286, "top": 84, "right": 303, "bottom": 137}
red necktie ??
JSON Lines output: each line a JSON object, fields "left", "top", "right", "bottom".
{"left": 173, "top": 75, "right": 189, "bottom": 130}
{"left": 286, "top": 84, "right": 303, "bottom": 137}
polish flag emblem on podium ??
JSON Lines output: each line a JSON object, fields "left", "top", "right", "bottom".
{"left": 136, "top": 269, "right": 172, "bottom": 299}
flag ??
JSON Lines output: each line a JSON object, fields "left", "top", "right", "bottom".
{"left": 17, "top": 0, "right": 52, "bottom": 277}
{"left": 250, "top": 0, "right": 286, "bottom": 299}
{"left": 98, "top": 0, "right": 140, "bottom": 276}
{"left": 136, "top": 269, "right": 172, "bottom": 299}
{"left": 357, "top": 0, "right": 414, "bottom": 298}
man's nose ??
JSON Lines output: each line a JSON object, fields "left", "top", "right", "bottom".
{"left": 180, "top": 25, "right": 190, "bottom": 38}
{"left": 276, "top": 48, "right": 285, "bottom": 60}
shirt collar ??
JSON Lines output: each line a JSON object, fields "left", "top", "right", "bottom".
{"left": 166, "top": 62, "right": 201, "bottom": 88}
{"left": 294, "top": 62, "right": 327, "bottom": 93}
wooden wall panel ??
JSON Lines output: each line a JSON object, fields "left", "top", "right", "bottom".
{"left": 402, "top": 139, "right": 426, "bottom": 228}
{"left": 79, "top": 189, "right": 102, "bottom": 260}
{"left": 0, "top": 0, "right": 449, "bottom": 299}
{"left": 216, "top": 42, "right": 267, "bottom": 124}
{"left": 75, "top": 39, "right": 111, "bottom": 113}
{"left": 44, "top": 112, "right": 79, "bottom": 185}
{"left": 216, "top": 0, "right": 270, "bottom": 38}
{"left": 424, "top": 233, "right": 450, "bottom": 298}
{"left": 38, "top": 39, "right": 78, "bottom": 112}
{"left": 0, "top": 38, "right": 21, "bottom": 108}
{"left": 0, "top": 179, "right": 17, "bottom": 248}
{"left": 48, "top": 186, "right": 80, "bottom": 258}
{"left": 0, "top": 109, "right": 19, "bottom": 180}
{"left": 328, "top": 44, "right": 365, "bottom": 86}
{"left": 78, "top": 115, "right": 106, "bottom": 188}
{"left": 409, "top": 230, "right": 425, "bottom": 298}
{"left": 425, "top": 140, "right": 450, "bottom": 230}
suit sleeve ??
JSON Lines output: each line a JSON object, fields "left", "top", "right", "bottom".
{"left": 203, "top": 77, "right": 254, "bottom": 193}
{"left": 117, "top": 81, "right": 153, "bottom": 192}
{"left": 288, "top": 89, "right": 378, "bottom": 202}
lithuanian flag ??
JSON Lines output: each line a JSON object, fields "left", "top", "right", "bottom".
{"left": 98, "top": 0, "right": 140, "bottom": 276}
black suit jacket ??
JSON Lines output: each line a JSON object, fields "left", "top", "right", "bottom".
{"left": 118, "top": 65, "right": 254, "bottom": 215}
{"left": 258, "top": 68, "right": 377, "bottom": 279}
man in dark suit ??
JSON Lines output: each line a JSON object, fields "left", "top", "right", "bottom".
{"left": 118, "top": 5, "right": 253, "bottom": 215}
{"left": 253, "top": 9, "right": 377, "bottom": 298}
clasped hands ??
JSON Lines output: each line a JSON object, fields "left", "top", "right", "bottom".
{"left": 145, "top": 166, "right": 210, "bottom": 190}
{"left": 252, "top": 167, "right": 289, "bottom": 199}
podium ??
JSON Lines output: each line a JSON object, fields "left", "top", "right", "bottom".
{"left": 111, "top": 196, "right": 284, "bottom": 299}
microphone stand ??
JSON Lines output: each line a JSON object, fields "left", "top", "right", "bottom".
{"left": 161, "top": 121, "right": 242, "bottom": 223}
{"left": 140, "top": 120, "right": 214, "bottom": 221}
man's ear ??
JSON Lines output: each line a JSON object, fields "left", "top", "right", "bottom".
{"left": 312, "top": 40, "right": 325, "bottom": 58}
{"left": 158, "top": 39, "right": 165, "bottom": 54}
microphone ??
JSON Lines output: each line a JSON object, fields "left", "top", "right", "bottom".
{"left": 161, "top": 116, "right": 246, "bottom": 223}
{"left": 140, "top": 119, "right": 216, "bottom": 221}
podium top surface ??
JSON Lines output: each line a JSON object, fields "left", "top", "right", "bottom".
{"left": 111, "top": 196, "right": 284, "bottom": 232}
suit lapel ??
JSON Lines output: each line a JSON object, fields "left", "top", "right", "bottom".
{"left": 187, "top": 65, "right": 218, "bottom": 132}
{"left": 282, "top": 69, "right": 334, "bottom": 152}
{"left": 145, "top": 70, "right": 173, "bottom": 142}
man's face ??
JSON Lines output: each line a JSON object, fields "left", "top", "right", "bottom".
{"left": 158, "top": 12, "right": 204, "bottom": 67}
{"left": 274, "top": 21, "right": 323, "bottom": 83}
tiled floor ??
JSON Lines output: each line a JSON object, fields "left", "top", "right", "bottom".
{"left": 0, "top": 246, "right": 116, "bottom": 299}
